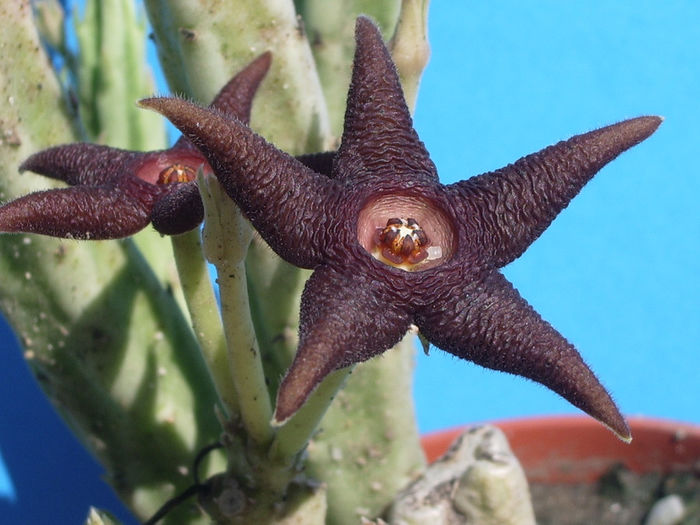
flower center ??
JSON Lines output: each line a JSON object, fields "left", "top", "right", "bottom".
{"left": 375, "top": 218, "right": 437, "bottom": 266}
{"left": 157, "top": 163, "right": 197, "bottom": 184}
{"left": 357, "top": 194, "right": 455, "bottom": 272}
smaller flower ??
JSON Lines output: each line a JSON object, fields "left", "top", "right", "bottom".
{"left": 0, "top": 53, "right": 273, "bottom": 239}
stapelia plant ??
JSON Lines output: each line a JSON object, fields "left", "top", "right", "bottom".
{"left": 0, "top": 1, "right": 659, "bottom": 524}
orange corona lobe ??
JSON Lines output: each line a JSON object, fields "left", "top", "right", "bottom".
{"left": 157, "top": 163, "right": 197, "bottom": 184}
{"left": 376, "top": 217, "right": 429, "bottom": 266}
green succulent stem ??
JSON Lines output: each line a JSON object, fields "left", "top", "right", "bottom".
{"left": 74, "top": 0, "right": 165, "bottom": 151}
{"left": 199, "top": 173, "right": 274, "bottom": 447}
{"left": 270, "top": 367, "right": 352, "bottom": 462}
{"left": 245, "top": 242, "right": 309, "bottom": 395}
{"left": 171, "top": 228, "right": 238, "bottom": 416}
{"left": 295, "top": 0, "right": 401, "bottom": 138}
{"left": 306, "top": 335, "right": 426, "bottom": 524}
{"left": 1, "top": 2, "right": 224, "bottom": 522}
{"left": 218, "top": 261, "right": 274, "bottom": 447}
{"left": 389, "top": 0, "right": 431, "bottom": 109}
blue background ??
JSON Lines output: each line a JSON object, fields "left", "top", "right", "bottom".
{"left": 1, "top": 2, "right": 698, "bottom": 522}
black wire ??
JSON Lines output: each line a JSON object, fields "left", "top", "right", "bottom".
{"left": 142, "top": 483, "right": 204, "bottom": 525}
{"left": 142, "top": 441, "right": 224, "bottom": 525}
{"left": 193, "top": 441, "right": 224, "bottom": 485}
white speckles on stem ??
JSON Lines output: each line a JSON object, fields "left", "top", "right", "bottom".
{"left": 330, "top": 446, "right": 343, "bottom": 462}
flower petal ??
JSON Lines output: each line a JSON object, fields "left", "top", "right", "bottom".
{"left": 168, "top": 51, "right": 273, "bottom": 156}
{"left": 0, "top": 182, "right": 159, "bottom": 239}
{"left": 447, "top": 116, "right": 662, "bottom": 268}
{"left": 334, "top": 17, "right": 437, "bottom": 186}
{"left": 210, "top": 51, "right": 272, "bottom": 122}
{"left": 273, "top": 264, "right": 411, "bottom": 423}
{"left": 19, "top": 143, "right": 148, "bottom": 186}
{"left": 150, "top": 182, "right": 204, "bottom": 235}
{"left": 416, "top": 270, "right": 630, "bottom": 441}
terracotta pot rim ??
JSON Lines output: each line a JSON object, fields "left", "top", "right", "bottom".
{"left": 422, "top": 414, "right": 700, "bottom": 439}
{"left": 421, "top": 415, "right": 700, "bottom": 484}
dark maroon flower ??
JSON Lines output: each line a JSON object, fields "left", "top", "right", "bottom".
{"left": 141, "top": 17, "right": 661, "bottom": 440}
{"left": 0, "top": 53, "right": 273, "bottom": 239}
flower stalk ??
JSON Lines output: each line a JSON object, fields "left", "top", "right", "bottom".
{"left": 171, "top": 228, "right": 237, "bottom": 415}
{"left": 199, "top": 172, "right": 274, "bottom": 446}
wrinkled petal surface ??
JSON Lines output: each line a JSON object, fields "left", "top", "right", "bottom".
{"left": 0, "top": 182, "right": 159, "bottom": 239}
{"left": 415, "top": 270, "right": 630, "bottom": 440}
{"left": 140, "top": 96, "right": 343, "bottom": 268}
{"left": 447, "top": 116, "right": 662, "bottom": 267}
{"left": 334, "top": 17, "right": 437, "bottom": 187}
{"left": 274, "top": 264, "right": 411, "bottom": 423}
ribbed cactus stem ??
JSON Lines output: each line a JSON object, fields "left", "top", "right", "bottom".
{"left": 306, "top": 336, "right": 426, "bottom": 524}
{"left": 75, "top": 0, "right": 166, "bottom": 150}
{"left": 143, "top": 0, "right": 331, "bottom": 154}
{"left": 0, "top": 3, "right": 224, "bottom": 522}
{"left": 296, "top": 0, "right": 402, "bottom": 137}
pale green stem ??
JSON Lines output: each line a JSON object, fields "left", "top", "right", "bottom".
{"left": 295, "top": 0, "right": 402, "bottom": 137}
{"left": 198, "top": 173, "right": 274, "bottom": 446}
{"left": 306, "top": 335, "right": 426, "bottom": 523}
{"left": 217, "top": 258, "right": 274, "bottom": 446}
{"left": 171, "top": 229, "right": 238, "bottom": 416}
{"left": 389, "top": 0, "right": 431, "bottom": 110}
{"left": 269, "top": 367, "right": 352, "bottom": 462}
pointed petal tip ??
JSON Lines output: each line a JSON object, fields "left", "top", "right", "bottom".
{"left": 17, "top": 159, "right": 31, "bottom": 174}
{"left": 617, "top": 115, "right": 663, "bottom": 142}
{"left": 355, "top": 15, "right": 375, "bottom": 29}
{"left": 17, "top": 148, "right": 54, "bottom": 174}
{"left": 271, "top": 393, "right": 302, "bottom": 428}
{"left": 573, "top": 114, "right": 663, "bottom": 166}
{"left": 270, "top": 410, "right": 291, "bottom": 428}
{"left": 138, "top": 95, "right": 198, "bottom": 115}
{"left": 138, "top": 97, "right": 211, "bottom": 134}
{"left": 272, "top": 349, "right": 336, "bottom": 429}
{"left": 255, "top": 50, "right": 272, "bottom": 69}
{"left": 589, "top": 400, "right": 631, "bottom": 443}
{"left": 250, "top": 51, "right": 273, "bottom": 81}
{"left": 137, "top": 96, "right": 169, "bottom": 112}
{"left": 636, "top": 114, "right": 664, "bottom": 131}
{"left": 606, "top": 417, "right": 632, "bottom": 444}
{"left": 355, "top": 15, "right": 382, "bottom": 40}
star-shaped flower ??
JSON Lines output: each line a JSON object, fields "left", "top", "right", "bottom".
{"left": 141, "top": 17, "right": 661, "bottom": 440}
{"left": 0, "top": 53, "right": 273, "bottom": 239}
